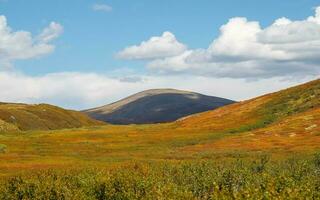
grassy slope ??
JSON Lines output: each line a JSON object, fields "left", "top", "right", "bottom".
{"left": 177, "top": 79, "right": 319, "bottom": 132}
{"left": 0, "top": 79, "right": 319, "bottom": 175}
{"left": 176, "top": 78, "right": 320, "bottom": 155}
{"left": 0, "top": 103, "right": 104, "bottom": 131}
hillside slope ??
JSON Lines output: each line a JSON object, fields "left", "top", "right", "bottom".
{"left": 177, "top": 79, "right": 320, "bottom": 132}
{"left": 0, "top": 103, "right": 104, "bottom": 132}
{"left": 181, "top": 107, "right": 320, "bottom": 153}
{"left": 84, "top": 89, "right": 235, "bottom": 124}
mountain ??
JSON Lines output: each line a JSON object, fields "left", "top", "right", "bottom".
{"left": 0, "top": 103, "right": 104, "bottom": 132}
{"left": 177, "top": 79, "right": 320, "bottom": 132}
{"left": 83, "top": 89, "right": 235, "bottom": 124}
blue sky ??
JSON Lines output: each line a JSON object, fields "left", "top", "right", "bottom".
{"left": 0, "top": 0, "right": 319, "bottom": 109}
{"left": 1, "top": 0, "right": 318, "bottom": 75}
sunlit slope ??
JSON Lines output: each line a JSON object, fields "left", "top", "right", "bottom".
{"left": 179, "top": 107, "right": 320, "bottom": 155}
{"left": 177, "top": 79, "right": 320, "bottom": 132}
{"left": 0, "top": 103, "right": 104, "bottom": 131}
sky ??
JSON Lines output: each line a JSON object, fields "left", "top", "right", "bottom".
{"left": 0, "top": 0, "right": 319, "bottom": 110}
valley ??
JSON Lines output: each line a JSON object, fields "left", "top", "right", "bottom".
{"left": 0, "top": 79, "right": 319, "bottom": 199}
{"left": 0, "top": 79, "right": 318, "bottom": 174}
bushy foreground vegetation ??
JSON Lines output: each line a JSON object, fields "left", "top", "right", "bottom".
{"left": 1, "top": 154, "right": 320, "bottom": 200}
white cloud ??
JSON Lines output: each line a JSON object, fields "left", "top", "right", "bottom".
{"left": 92, "top": 3, "right": 112, "bottom": 12}
{"left": 0, "top": 16, "right": 63, "bottom": 67}
{"left": 0, "top": 71, "right": 315, "bottom": 110}
{"left": 38, "top": 22, "right": 63, "bottom": 43}
{"left": 119, "top": 76, "right": 144, "bottom": 83}
{"left": 116, "top": 31, "right": 187, "bottom": 60}
{"left": 118, "top": 7, "right": 320, "bottom": 79}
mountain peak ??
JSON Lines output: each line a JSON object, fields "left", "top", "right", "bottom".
{"left": 84, "top": 89, "right": 235, "bottom": 124}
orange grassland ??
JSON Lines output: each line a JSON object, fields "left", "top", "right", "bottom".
{"left": 0, "top": 79, "right": 319, "bottom": 176}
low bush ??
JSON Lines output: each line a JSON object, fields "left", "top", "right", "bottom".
{"left": 0, "top": 144, "right": 7, "bottom": 153}
{"left": 1, "top": 155, "right": 320, "bottom": 199}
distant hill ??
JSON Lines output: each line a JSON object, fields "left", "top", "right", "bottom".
{"left": 0, "top": 103, "right": 104, "bottom": 132}
{"left": 83, "top": 89, "right": 235, "bottom": 124}
{"left": 177, "top": 79, "right": 320, "bottom": 132}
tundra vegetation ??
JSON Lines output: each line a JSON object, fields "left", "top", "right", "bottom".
{"left": 0, "top": 79, "right": 319, "bottom": 199}
{"left": 1, "top": 154, "right": 320, "bottom": 199}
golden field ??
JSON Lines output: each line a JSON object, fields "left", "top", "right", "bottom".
{"left": 0, "top": 79, "right": 318, "bottom": 174}
{"left": 0, "top": 79, "right": 319, "bottom": 199}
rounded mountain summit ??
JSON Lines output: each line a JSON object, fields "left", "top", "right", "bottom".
{"left": 83, "top": 89, "right": 235, "bottom": 124}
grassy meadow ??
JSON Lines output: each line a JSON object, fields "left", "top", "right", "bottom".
{"left": 0, "top": 117, "right": 319, "bottom": 199}
{"left": 0, "top": 79, "right": 319, "bottom": 199}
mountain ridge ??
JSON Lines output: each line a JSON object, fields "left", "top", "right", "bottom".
{"left": 84, "top": 88, "right": 235, "bottom": 124}
{"left": 83, "top": 88, "right": 197, "bottom": 114}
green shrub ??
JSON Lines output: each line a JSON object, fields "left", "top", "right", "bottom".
{"left": 0, "top": 144, "right": 7, "bottom": 153}
{"left": 314, "top": 152, "right": 320, "bottom": 168}
{"left": 1, "top": 156, "right": 320, "bottom": 199}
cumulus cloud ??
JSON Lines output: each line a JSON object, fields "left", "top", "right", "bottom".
{"left": 118, "top": 7, "right": 320, "bottom": 79}
{"left": 92, "top": 3, "right": 112, "bottom": 12}
{"left": 0, "top": 71, "right": 315, "bottom": 110}
{"left": 116, "top": 31, "right": 187, "bottom": 60}
{"left": 0, "top": 16, "right": 63, "bottom": 67}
